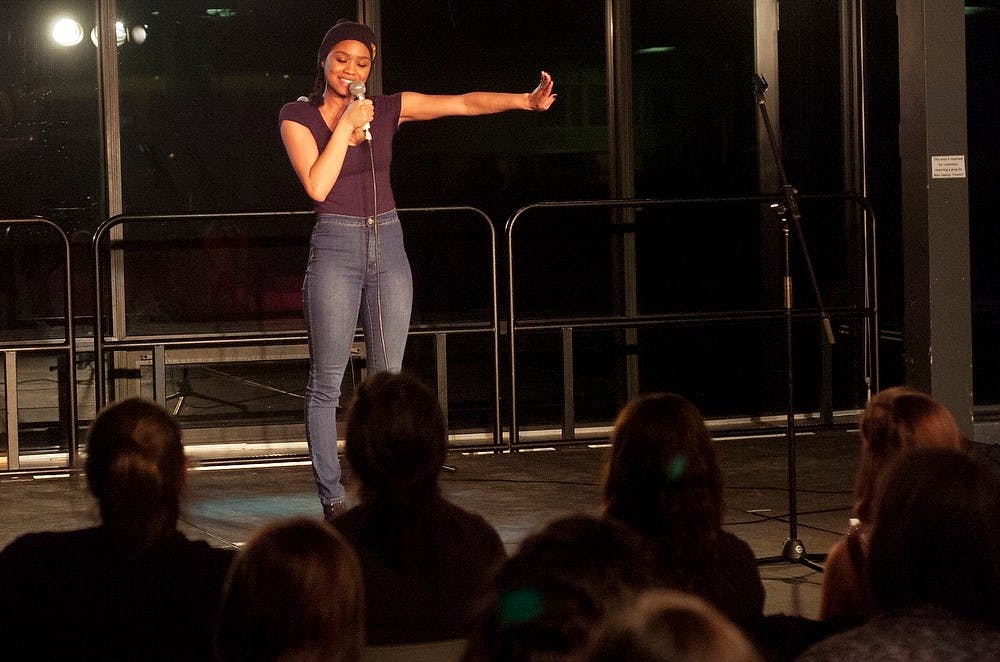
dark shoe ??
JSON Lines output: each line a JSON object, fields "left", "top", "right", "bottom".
{"left": 323, "top": 501, "right": 348, "bottom": 523}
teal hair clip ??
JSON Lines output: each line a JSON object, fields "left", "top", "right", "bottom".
{"left": 498, "top": 588, "right": 544, "bottom": 625}
{"left": 667, "top": 453, "right": 687, "bottom": 481}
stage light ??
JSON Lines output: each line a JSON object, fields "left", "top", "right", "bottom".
{"left": 90, "top": 21, "right": 127, "bottom": 47}
{"left": 51, "top": 18, "right": 84, "bottom": 47}
{"left": 130, "top": 25, "right": 147, "bottom": 45}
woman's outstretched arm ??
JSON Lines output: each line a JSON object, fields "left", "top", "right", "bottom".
{"left": 399, "top": 70, "right": 556, "bottom": 124}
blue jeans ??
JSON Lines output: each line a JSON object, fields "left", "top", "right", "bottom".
{"left": 303, "top": 210, "right": 412, "bottom": 505}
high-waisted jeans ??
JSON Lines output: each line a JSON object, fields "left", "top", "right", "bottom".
{"left": 303, "top": 210, "right": 412, "bottom": 505}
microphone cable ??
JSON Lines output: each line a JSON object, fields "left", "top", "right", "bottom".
{"left": 364, "top": 122, "right": 390, "bottom": 370}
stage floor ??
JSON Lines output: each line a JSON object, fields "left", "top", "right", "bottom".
{"left": 1, "top": 427, "right": 883, "bottom": 621}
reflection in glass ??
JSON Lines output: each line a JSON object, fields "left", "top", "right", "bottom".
{"left": 51, "top": 18, "right": 84, "bottom": 47}
{"left": 0, "top": 1, "right": 102, "bottom": 230}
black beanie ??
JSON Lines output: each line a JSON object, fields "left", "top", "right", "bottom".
{"left": 318, "top": 19, "right": 376, "bottom": 65}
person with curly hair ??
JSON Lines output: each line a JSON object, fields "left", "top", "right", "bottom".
{"left": 600, "top": 392, "right": 764, "bottom": 628}
{"left": 818, "top": 386, "right": 967, "bottom": 621}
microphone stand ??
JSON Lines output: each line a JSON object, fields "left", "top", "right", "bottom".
{"left": 753, "top": 74, "right": 834, "bottom": 572}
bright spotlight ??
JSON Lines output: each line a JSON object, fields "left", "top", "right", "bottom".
{"left": 52, "top": 18, "right": 84, "bottom": 47}
{"left": 130, "top": 25, "right": 147, "bottom": 45}
{"left": 90, "top": 21, "right": 128, "bottom": 47}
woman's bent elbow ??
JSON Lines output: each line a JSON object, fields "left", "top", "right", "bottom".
{"left": 305, "top": 185, "right": 333, "bottom": 202}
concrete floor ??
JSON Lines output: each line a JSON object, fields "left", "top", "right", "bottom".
{"left": 1, "top": 427, "right": 869, "bottom": 621}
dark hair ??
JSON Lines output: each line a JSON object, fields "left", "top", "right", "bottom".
{"left": 854, "top": 386, "right": 966, "bottom": 523}
{"left": 601, "top": 393, "right": 722, "bottom": 593}
{"left": 84, "top": 397, "right": 185, "bottom": 552}
{"left": 867, "top": 447, "right": 1000, "bottom": 623}
{"left": 463, "top": 514, "right": 657, "bottom": 662}
{"left": 344, "top": 371, "right": 448, "bottom": 570}
{"left": 308, "top": 19, "right": 377, "bottom": 106}
{"left": 214, "top": 517, "right": 365, "bottom": 662}
{"left": 585, "top": 589, "right": 763, "bottom": 662}
{"left": 345, "top": 371, "right": 447, "bottom": 503}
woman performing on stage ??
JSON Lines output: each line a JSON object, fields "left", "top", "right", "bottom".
{"left": 279, "top": 19, "right": 556, "bottom": 521}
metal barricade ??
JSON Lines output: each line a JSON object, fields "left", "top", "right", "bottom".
{"left": 504, "top": 193, "right": 879, "bottom": 447}
{"left": 1, "top": 219, "right": 79, "bottom": 470}
{"left": 91, "top": 207, "right": 502, "bottom": 451}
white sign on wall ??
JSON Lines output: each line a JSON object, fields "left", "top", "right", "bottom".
{"left": 931, "top": 155, "right": 967, "bottom": 179}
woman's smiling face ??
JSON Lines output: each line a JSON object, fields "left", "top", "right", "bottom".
{"left": 325, "top": 39, "right": 373, "bottom": 96}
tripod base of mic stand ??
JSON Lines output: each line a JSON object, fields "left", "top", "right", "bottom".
{"left": 758, "top": 538, "right": 826, "bottom": 573}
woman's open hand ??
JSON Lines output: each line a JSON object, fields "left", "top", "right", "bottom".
{"left": 528, "top": 71, "right": 557, "bottom": 111}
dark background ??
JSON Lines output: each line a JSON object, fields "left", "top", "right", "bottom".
{"left": 1, "top": 1, "right": 997, "bottom": 435}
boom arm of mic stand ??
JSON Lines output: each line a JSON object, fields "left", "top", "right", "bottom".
{"left": 754, "top": 75, "right": 836, "bottom": 347}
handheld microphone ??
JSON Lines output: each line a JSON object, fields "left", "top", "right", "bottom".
{"left": 348, "top": 80, "right": 372, "bottom": 141}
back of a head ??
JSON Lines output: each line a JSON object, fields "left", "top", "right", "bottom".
{"left": 214, "top": 517, "right": 364, "bottom": 662}
{"left": 854, "top": 387, "right": 966, "bottom": 522}
{"left": 463, "top": 514, "right": 657, "bottom": 662}
{"left": 602, "top": 392, "right": 722, "bottom": 539}
{"left": 345, "top": 371, "right": 447, "bottom": 502}
{"left": 868, "top": 447, "right": 1000, "bottom": 623}
{"left": 585, "top": 589, "right": 763, "bottom": 662}
{"left": 84, "top": 397, "right": 185, "bottom": 551}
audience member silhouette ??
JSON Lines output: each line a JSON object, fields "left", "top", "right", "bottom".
{"left": 600, "top": 392, "right": 765, "bottom": 628}
{"left": 797, "top": 447, "right": 1000, "bottom": 660}
{"left": 0, "top": 398, "right": 236, "bottom": 661}
{"left": 213, "top": 516, "right": 364, "bottom": 662}
{"left": 331, "top": 371, "right": 506, "bottom": 645}
{"left": 584, "top": 588, "right": 764, "bottom": 662}
{"left": 462, "top": 514, "right": 659, "bottom": 662}
{"left": 819, "top": 386, "right": 967, "bottom": 621}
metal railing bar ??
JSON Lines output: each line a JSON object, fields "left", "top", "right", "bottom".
{"left": 91, "top": 206, "right": 503, "bottom": 449}
{"left": 97, "top": 323, "right": 501, "bottom": 354}
{"left": 505, "top": 193, "right": 879, "bottom": 448}
{"left": 100, "top": 321, "right": 495, "bottom": 344}
{"left": 0, "top": 218, "right": 79, "bottom": 469}
{"left": 511, "top": 306, "right": 873, "bottom": 333}
{"left": 0, "top": 340, "right": 82, "bottom": 352}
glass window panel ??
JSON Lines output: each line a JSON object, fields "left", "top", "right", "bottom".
{"left": 0, "top": 1, "right": 890, "bottom": 441}
{"left": 632, "top": 1, "right": 758, "bottom": 198}
{"left": 380, "top": 0, "right": 608, "bottom": 325}
{"left": 113, "top": 1, "right": 354, "bottom": 333}
{"left": 117, "top": 0, "right": 356, "bottom": 214}
{"left": 0, "top": 224, "right": 70, "bottom": 341}
{"left": 117, "top": 214, "right": 310, "bottom": 335}
{"left": 380, "top": 0, "right": 608, "bottom": 227}
{"left": 0, "top": 4, "right": 95, "bottom": 457}
{"left": 967, "top": 5, "right": 1000, "bottom": 405}
{"left": 0, "top": 352, "right": 73, "bottom": 458}
{"left": 0, "top": 2, "right": 102, "bottom": 229}
{"left": 628, "top": 2, "right": 763, "bottom": 319}
{"left": 776, "top": 0, "right": 846, "bottom": 193}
